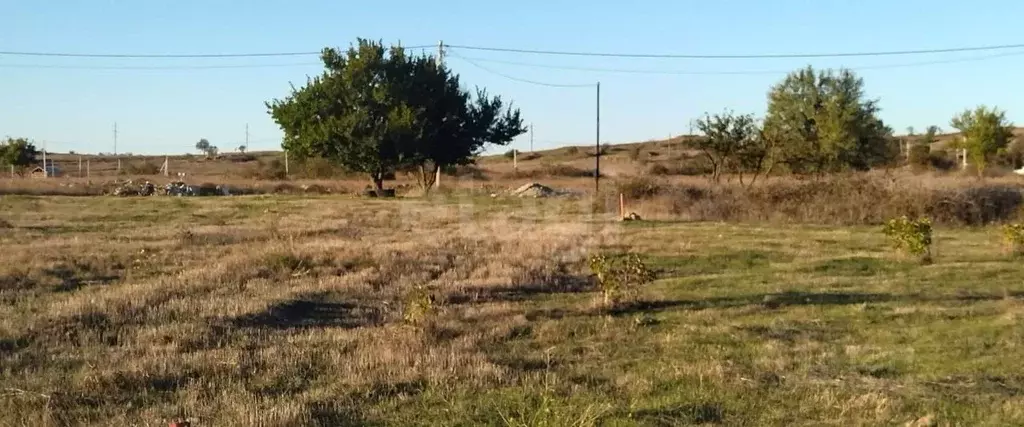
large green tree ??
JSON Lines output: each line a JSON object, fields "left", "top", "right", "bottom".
{"left": 0, "top": 137, "right": 39, "bottom": 173}
{"left": 266, "top": 39, "right": 525, "bottom": 192}
{"left": 950, "top": 105, "right": 1015, "bottom": 177}
{"left": 763, "top": 66, "right": 894, "bottom": 176}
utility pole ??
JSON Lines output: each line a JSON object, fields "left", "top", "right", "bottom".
{"left": 530, "top": 124, "right": 534, "bottom": 153}
{"left": 86, "top": 160, "right": 90, "bottom": 178}
{"left": 595, "top": 82, "right": 601, "bottom": 194}
{"left": 42, "top": 143, "right": 47, "bottom": 178}
{"left": 78, "top": 155, "right": 82, "bottom": 177}
{"left": 435, "top": 40, "right": 445, "bottom": 189}
{"left": 113, "top": 122, "right": 118, "bottom": 155}
{"left": 245, "top": 123, "right": 249, "bottom": 150}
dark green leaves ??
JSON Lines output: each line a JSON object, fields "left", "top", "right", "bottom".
{"left": 950, "top": 105, "right": 1015, "bottom": 177}
{"left": 266, "top": 38, "right": 526, "bottom": 191}
{"left": 764, "top": 66, "right": 894, "bottom": 175}
{"left": 0, "top": 137, "right": 39, "bottom": 169}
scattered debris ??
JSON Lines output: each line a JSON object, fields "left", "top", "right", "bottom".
{"left": 109, "top": 179, "right": 156, "bottom": 197}
{"left": 164, "top": 181, "right": 196, "bottom": 197}
{"left": 622, "top": 212, "right": 642, "bottom": 221}
{"left": 512, "top": 182, "right": 558, "bottom": 198}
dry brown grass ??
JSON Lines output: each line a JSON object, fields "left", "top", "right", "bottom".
{"left": 611, "top": 171, "right": 1024, "bottom": 226}
{"left": 2, "top": 178, "right": 1024, "bottom": 425}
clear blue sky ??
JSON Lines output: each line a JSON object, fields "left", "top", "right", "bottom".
{"left": 4, "top": 0, "right": 1024, "bottom": 155}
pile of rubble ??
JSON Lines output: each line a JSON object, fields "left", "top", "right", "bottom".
{"left": 511, "top": 182, "right": 559, "bottom": 198}
{"left": 107, "top": 179, "right": 231, "bottom": 197}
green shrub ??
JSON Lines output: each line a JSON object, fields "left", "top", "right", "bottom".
{"left": 564, "top": 146, "right": 580, "bottom": 156}
{"left": 882, "top": 216, "right": 933, "bottom": 263}
{"left": 588, "top": 252, "right": 655, "bottom": 308}
{"left": 504, "top": 149, "right": 519, "bottom": 159}
{"left": 126, "top": 161, "right": 160, "bottom": 175}
{"left": 1001, "top": 223, "right": 1024, "bottom": 256}
{"left": 907, "top": 144, "right": 931, "bottom": 171}
{"left": 249, "top": 159, "right": 287, "bottom": 180}
{"left": 616, "top": 176, "right": 662, "bottom": 200}
{"left": 929, "top": 149, "right": 956, "bottom": 171}
{"left": 402, "top": 284, "right": 434, "bottom": 325}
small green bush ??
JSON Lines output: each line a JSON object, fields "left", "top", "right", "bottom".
{"left": 564, "top": 146, "right": 580, "bottom": 156}
{"left": 126, "top": 161, "right": 161, "bottom": 175}
{"left": 907, "top": 144, "right": 931, "bottom": 171}
{"left": 402, "top": 284, "right": 434, "bottom": 325}
{"left": 929, "top": 149, "right": 956, "bottom": 171}
{"left": 588, "top": 252, "right": 655, "bottom": 307}
{"left": 1001, "top": 223, "right": 1024, "bottom": 256}
{"left": 504, "top": 149, "right": 519, "bottom": 160}
{"left": 882, "top": 216, "right": 933, "bottom": 263}
{"left": 616, "top": 176, "right": 662, "bottom": 200}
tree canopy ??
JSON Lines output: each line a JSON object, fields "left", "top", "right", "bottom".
{"left": 764, "top": 66, "right": 895, "bottom": 175}
{"left": 950, "top": 105, "right": 1016, "bottom": 177}
{"left": 0, "top": 137, "right": 40, "bottom": 172}
{"left": 266, "top": 39, "right": 526, "bottom": 192}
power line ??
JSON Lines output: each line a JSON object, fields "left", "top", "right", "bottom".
{"left": 0, "top": 62, "right": 323, "bottom": 70}
{"left": 0, "top": 45, "right": 433, "bottom": 59}
{"left": 449, "top": 52, "right": 594, "bottom": 88}
{"left": 453, "top": 49, "right": 1024, "bottom": 76}
{"left": 446, "top": 42, "right": 1024, "bottom": 59}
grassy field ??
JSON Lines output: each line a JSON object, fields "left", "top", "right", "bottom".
{"left": 1, "top": 194, "right": 1023, "bottom": 426}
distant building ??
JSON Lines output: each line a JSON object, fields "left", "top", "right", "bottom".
{"left": 29, "top": 162, "right": 61, "bottom": 178}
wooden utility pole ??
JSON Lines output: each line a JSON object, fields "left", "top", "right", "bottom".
{"left": 86, "top": 160, "right": 90, "bottom": 178}
{"left": 113, "top": 122, "right": 118, "bottom": 155}
{"left": 245, "top": 123, "right": 249, "bottom": 150}
{"left": 78, "top": 155, "right": 82, "bottom": 177}
{"left": 42, "top": 145, "right": 47, "bottom": 178}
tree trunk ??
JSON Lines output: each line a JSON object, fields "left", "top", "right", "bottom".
{"left": 417, "top": 164, "right": 438, "bottom": 195}
{"left": 371, "top": 174, "right": 384, "bottom": 193}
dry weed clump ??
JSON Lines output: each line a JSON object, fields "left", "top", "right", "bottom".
{"left": 627, "top": 174, "right": 1024, "bottom": 226}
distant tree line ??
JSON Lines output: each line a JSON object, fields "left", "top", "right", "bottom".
{"left": 693, "top": 66, "right": 1017, "bottom": 182}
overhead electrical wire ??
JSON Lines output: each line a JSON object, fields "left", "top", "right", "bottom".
{"left": 449, "top": 52, "right": 594, "bottom": 88}
{"left": 452, "top": 49, "right": 1024, "bottom": 76}
{"left": 0, "top": 45, "right": 434, "bottom": 58}
{"left": 2, "top": 40, "right": 1024, "bottom": 61}
{"left": 0, "top": 62, "right": 323, "bottom": 70}
{"left": 444, "top": 42, "right": 1024, "bottom": 59}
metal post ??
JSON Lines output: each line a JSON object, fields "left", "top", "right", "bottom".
{"left": 513, "top": 149, "right": 518, "bottom": 171}
{"left": 78, "top": 155, "right": 82, "bottom": 177}
{"left": 86, "top": 160, "right": 90, "bottom": 178}
{"left": 595, "top": 82, "right": 601, "bottom": 194}
{"left": 530, "top": 124, "right": 534, "bottom": 153}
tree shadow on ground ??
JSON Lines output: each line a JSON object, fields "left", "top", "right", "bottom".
{"left": 229, "top": 292, "right": 384, "bottom": 330}
{"left": 43, "top": 264, "right": 121, "bottom": 293}
{"left": 623, "top": 402, "right": 725, "bottom": 426}
{"left": 442, "top": 275, "right": 595, "bottom": 305}
{"left": 528, "top": 290, "right": 1024, "bottom": 319}
{"left": 302, "top": 401, "right": 383, "bottom": 427}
